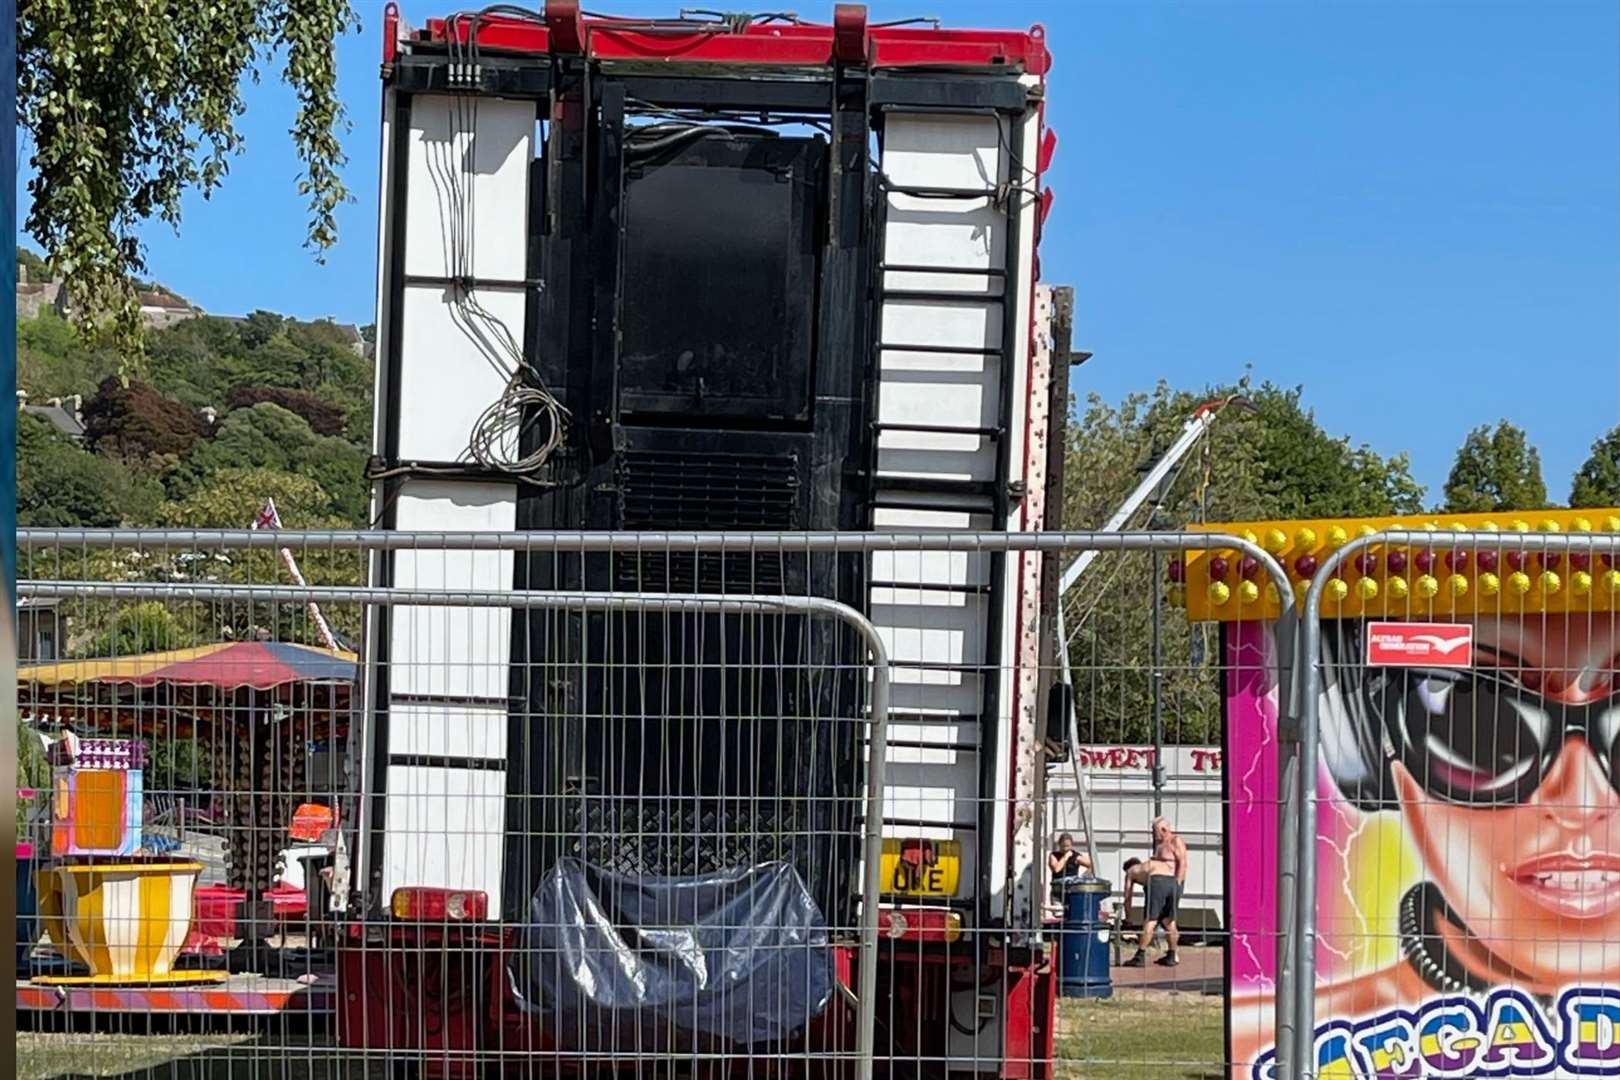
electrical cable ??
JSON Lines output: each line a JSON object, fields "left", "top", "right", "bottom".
{"left": 419, "top": 12, "right": 573, "bottom": 485}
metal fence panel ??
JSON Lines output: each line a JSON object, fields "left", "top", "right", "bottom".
{"left": 1293, "top": 526, "right": 1620, "bottom": 1080}
{"left": 16, "top": 528, "right": 1292, "bottom": 1080}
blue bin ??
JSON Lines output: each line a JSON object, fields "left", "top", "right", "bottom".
{"left": 1058, "top": 880, "right": 1113, "bottom": 999}
{"left": 16, "top": 846, "right": 39, "bottom": 971}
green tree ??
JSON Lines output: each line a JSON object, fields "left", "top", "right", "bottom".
{"left": 158, "top": 467, "right": 345, "bottom": 529}
{"left": 192, "top": 403, "right": 320, "bottom": 475}
{"left": 18, "top": 311, "right": 120, "bottom": 399}
{"left": 78, "top": 601, "right": 199, "bottom": 659}
{"left": 1061, "top": 379, "right": 1427, "bottom": 745}
{"left": 17, "top": 1, "right": 357, "bottom": 352}
{"left": 17, "top": 412, "right": 163, "bottom": 527}
{"left": 1569, "top": 426, "right": 1620, "bottom": 510}
{"left": 16, "top": 244, "right": 51, "bottom": 282}
{"left": 1442, "top": 421, "right": 1548, "bottom": 513}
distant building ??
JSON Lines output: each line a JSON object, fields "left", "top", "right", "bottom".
{"left": 136, "top": 288, "right": 197, "bottom": 329}
{"left": 17, "top": 598, "right": 61, "bottom": 663}
{"left": 16, "top": 391, "right": 86, "bottom": 443}
{"left": 15, "top": 267, "right": 199, "bottom": 329}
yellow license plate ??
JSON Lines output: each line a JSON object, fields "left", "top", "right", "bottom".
{"left": 880, "top": 838, "right": 961, "bottom": 897}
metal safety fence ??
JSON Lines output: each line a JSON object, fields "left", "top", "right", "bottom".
{"left": 15, "top": 527, "right": 1293, "bottom": 1080}
{"left": 1284, "top": 527, "right": 1620, "bottom": 1080}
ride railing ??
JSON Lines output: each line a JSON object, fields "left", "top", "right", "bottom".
{"left": 15, "top": 527, "right": 1293, "bottom": 1080}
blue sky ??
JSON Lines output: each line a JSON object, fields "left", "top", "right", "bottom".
{"left": 16, "top": 1, "right": 1619, "bottom": 503}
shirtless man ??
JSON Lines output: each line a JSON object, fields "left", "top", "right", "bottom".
{"left": 1122, "top": 816, "right": 1188, "bottom": 967}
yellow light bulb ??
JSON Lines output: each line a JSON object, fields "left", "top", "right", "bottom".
{"left": 1480, "top": 520, "right": 1500, "bottom": 532}
{"left": 1449, "top": 522, "right": 1468, "bottom": 531}
{"left": 1572, "top": 570, "right": 1593, "bottom": 596}
{"left": 1447, "top": 573, "right": 1468, "bottom": 598}
{"left": 1416, "top": 574, "right": 1440, "bottom": 599}
{"left": 1539, "top": 570, "right": 1561, "bottom": 595}
{"left": 1208, "top": 580, "right": 1231, "bottom": 606}
{"left": 1512, "top": 520, "right": 1530, "bottom": 533}
{"left": 1478, "top": 572, "right": 1500, "bottom": 597}
{"left": 1603, "top": 570, "right": 1620, "bottom": 595}
{"left": 1238, "top": 580, "right": 1261, "bottom": 604}
{"left": 1292, "top": 580, "right": 1310, "bottom": 606}
{"left": 1357, "top": 524, "right": 1377, "bottom": 537}
{"left": 1265, "top": 528, "right": 1289, "bottom": 554}
{"left": 1295, "top": 527, "right": 1318, "bottom": 550}
{"left": 1604, "top": 515, "right": 1620, "bottom": 532}
{"left": 1325, "top": 578, "right": 1349, "bottom": 602}
{"left": 1572, "top": 517, "right": 1593, "bottom": 533}
{"left": 1540, "top": 519, "right": 1561, "bottom": 533}
{"left": 1241, "top": 529, "right": 1258, "bottom": 546}
{"left": 1508, "top": 570, "right": 1532, "bottom": 595}
{"left": 1357, "top": 577, "right": 1379, "bottom": 601}
{"left": 1265, "top": 582, "right": 1282, "bottom": 605}
{"left": 1386, "top": 576, "right": 1409, "bottom": 600}
{"left": 1326, "top": 526, "right": 1348, "bottom": 549}
{"left": 1166, "top": 584, "right": 1187, "bottom": 607}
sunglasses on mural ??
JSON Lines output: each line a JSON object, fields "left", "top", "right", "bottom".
{"left": 1364, "top": 666, "right": 1620, "bottom": 806}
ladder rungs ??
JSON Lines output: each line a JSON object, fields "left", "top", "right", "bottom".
{"left": 879, "top": 288, "right": 1007, "bottom": 306}
{"left": 879, "top": 262, "right": 1007, "bottom": 278}
{"left": 876, "top": 341, "right": 1002, "bottom": 357}
{"left": 873, "top": 422, "right": 1001, "bottom": 438}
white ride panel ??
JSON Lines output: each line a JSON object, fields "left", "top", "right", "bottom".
{"left": 363, "top": 93, "right": 535, "bottom": 913}
{"left": 871, "top": 101, "right": 1044, "bottom": 925}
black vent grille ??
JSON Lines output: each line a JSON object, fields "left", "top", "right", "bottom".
{"left": 617, "top": 450, "right": 800, "bottom": 592}
{"left": 619, "top": 449, "right": 800, "bottom": 529}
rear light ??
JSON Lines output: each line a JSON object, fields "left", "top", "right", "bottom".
{"left": 391, "top": 887, "right": 489, "bottom": 922}
{"left": 881, "top": 907, "right": 963, "bottom": 944}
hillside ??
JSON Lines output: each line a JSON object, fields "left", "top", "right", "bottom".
{"left": 16, "top": 267, "right": 376, "bottom": 534}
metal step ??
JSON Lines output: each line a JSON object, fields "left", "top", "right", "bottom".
{"left": 872, "top": 422, "right": 1002, "bottom": 439}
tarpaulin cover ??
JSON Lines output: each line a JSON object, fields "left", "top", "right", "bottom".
{"left": 513, "top": 858, "right": 833, "bottom": 1051}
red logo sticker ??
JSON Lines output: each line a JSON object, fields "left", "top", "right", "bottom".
{"left": 1364, "top": 621, "right": 1474, "bottom": 668}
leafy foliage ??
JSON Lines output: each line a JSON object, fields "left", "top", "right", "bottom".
{"left": 82, "top": 377, "right": 205, "bottom": 466}
{"left": 227, "top": 386, "right": 347, "bottom": 436}
{"left": 1442, "top": 421, "right": 1548, "bottom": 513}
{"left": 17, "top": 1, "right": 358, "bottom": 355}
{"left": 1062, "top": 380, "right": 1427, "bottom": 746}
{"left": 79, "top": 602, "right": 199, "bottom": 660}
{"left": 17, "top": 721, "right": 51, "bottom": 837}
{"left": 17, "top": 412, "right": 163, "bottom": 527}
{"left": 1569, "top": 425, "right": 1620, "bottom": 510}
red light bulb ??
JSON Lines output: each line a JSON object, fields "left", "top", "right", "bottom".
{"left": 1444, "top": 550, "right": 1469, "bottom": 572}
{"left": 1166, "top": 559, "right": 1186, "bottom": 583}
{"left": 1353, "top": 552, "right": 1379, "bottom": 576}
{"left": 1386, "top": 550, "right": 1408, "bottom": 575}
{"left": 1475, "top": 549, "right": 1499, "bottom": 572}
{"left": 1569, "top": 552, "right": 1591, "bottom": 572}
{"left": 1506, "top": 551, "right": 1528, "bottom": 572}
{"left": 1208, "top": 556, "right": 1229, "bottom": 581}
{"left": 1414, "top": 551, "right": 1436, "bottom": 574}
{"left": 1240, "top": 555, "right": 1261, "bottom": 580}
{"left": 1294, "top": 553, "right": 1318, "bottom": 577}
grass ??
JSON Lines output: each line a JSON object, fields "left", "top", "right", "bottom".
{"left": 1055, "top": 990, "right": 1225, "bottom": 1080}
{"left": 15, "top": 1030, "right": 382, "bottom": 1080}
{"left": 19, "top": 991, "right": 1228, "bottom": 1080}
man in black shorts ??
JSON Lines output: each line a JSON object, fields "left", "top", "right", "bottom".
{"left": 1120, "top": 816, "right": 1187, "bottom": 967}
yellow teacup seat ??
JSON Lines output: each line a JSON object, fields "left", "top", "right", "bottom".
{"left": 35, "top": 861, "right": 224, "bottom": 985}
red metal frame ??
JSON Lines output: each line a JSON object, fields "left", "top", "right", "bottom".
{"left": 414, "top": 4, "right": 1050, "bottom": 75}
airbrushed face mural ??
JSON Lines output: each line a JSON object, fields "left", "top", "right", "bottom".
{"left": 1224, "top": 611, "right": 1620, "bottom": 1079}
